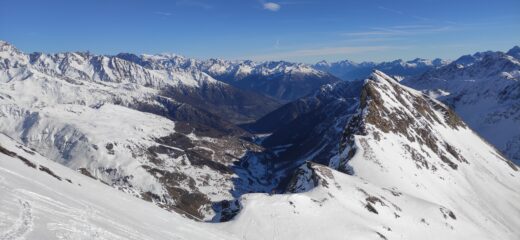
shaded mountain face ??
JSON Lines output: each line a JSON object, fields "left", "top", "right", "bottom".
{"left": 402, "top": 47, "right": 520, "bottom": 164}
{"left": 118, "top": 54, "right": 341, "bottom": 102}
{"left": 314, "top": 58, "right": 449, "bottom": 81}
{"left": 243, "top": 80, "right": 364, "bottom": 186}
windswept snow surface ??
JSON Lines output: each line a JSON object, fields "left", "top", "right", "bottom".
{"left": 221, "top": 161, "right": 520, "bottom": 240}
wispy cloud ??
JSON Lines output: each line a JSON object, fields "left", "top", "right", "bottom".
{"left": 278, "top": 1, "right": 311, "bottom": 5}
{"left": 344, "top": 25, "right": 455, "bottom": 37}
{"left": 258, "top": 0, "right": 311, "bottom": 12}
{"left": 274, "top": 39, "right": 281, "bottom": 49}
{"left": 176, "top": 0, "right": 212, "bottom": 10}
{"left": 378, "top": 5, "right": 437, "bottom": 23}
{"left": 248, "top": 45, "right": 400, "bottom": 61}
{"left": 340, "top": 37, "right": 404, "bottom": 43}
{"left": 263, "top": 2, "right": 281, "bottom": 11}
{"left": 154, "top": 11, "right": 173, "bottom": 16}
{"left": 377, "top": 6, "right": 403, "bottom": 15}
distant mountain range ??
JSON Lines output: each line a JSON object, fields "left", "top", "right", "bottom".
{"left": 403, "top": 46, "right": 520, "bottom": 164}
{"left": 313, "top": 57, "right": 450, "bottom": 81}
{"left": 117, "top": 53, "right": 341, "bottom": 102}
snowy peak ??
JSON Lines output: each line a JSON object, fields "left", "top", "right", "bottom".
{"left": 308, "top": 70, "right": 520, "bottom": 239}
{"left": 240, "top": 69, "right": 520, "bottom": 239}
{"left": 507, "top": 45, "right": 520, "bottom": 59}
{"left": 363, "top": 70, "right": 467, "bottom": 133}
{"left": 115, "top": 52, "right": 337, "bottom": 101}
{"left": 338, "top": 71, "right": 470, "bottom": 172}
{"left": 451, "top": 50, "right": 512, "bottom": 67}
{"left": 0, "top": 40, "right": 20, "bottom": 54}
{"left": 403, "top": 47, "right": 520, "bottom": 164}
{"left": 335, "top": 69, "right": 518, "bottom": 189}
{"left": 0, "top": 40, "right": 29, "bottom": 68}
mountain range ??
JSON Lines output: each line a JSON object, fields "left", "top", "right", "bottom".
{"left": 117, "top": 53, "right": 341, "bottom": 102}
{"left": 314, "top": 57, "right": 450, "bottom": 81}
{"left": 0, "top": 40, "right": 519, "bottom": 239}
{"left": 403, "top": 46, "right": 520, "bottom": 164}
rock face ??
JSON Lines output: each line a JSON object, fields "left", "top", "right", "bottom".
{"left": 403, "top": 47, "right": 520, "bottom": 164}
{"left": 337, "top": 71, "right": 468, "bottom": 173}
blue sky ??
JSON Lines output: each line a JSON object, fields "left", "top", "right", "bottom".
{"left": 1, "top": 0, "right": 519, "bottom": 63}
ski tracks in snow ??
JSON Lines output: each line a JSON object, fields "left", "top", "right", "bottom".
{"left": 0, "top": 199, "right": 33, "bottom": 240}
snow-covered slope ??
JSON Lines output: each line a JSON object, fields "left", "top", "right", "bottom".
{"left": 0, "top": 133, "right": 236, "bottom": 240}
{"left": 1, "top": 54, "right": 519, "bottom": 239}
{"left": 0, "top": 40, "right": 270, "bottom": 220}
{"left": 403, "top": 47, "right": 520, "bottom": 164}
{"left": 219, "top": 71, "right": 520, "bottom": 240}
{"left": 0, "top": 41, "right": 280, "bottom": 124}
{"left": 314, "top": 58, "right": 449, "bottom": 81}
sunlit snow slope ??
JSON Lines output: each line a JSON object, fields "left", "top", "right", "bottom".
{"left": 0, "top": 134, "right": 236, "bottom": 240}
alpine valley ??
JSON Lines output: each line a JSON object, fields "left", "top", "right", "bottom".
{"left": 1, "top": 40, "right": 519, "bottom": 240}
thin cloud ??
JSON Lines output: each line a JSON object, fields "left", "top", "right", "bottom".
{"left": 345, "top": 31, "right": 397, "bottom": 37}
{"left": 378, "top": 5, "right": 435, "bottom": 23}
{"left": 344, "top": 25, "right": 455, "bottom": 37}
{"left": 263, "top": 2, "right": 281, "bottom": 11}
{"left": 274, "top": 39, "right": 281, "bottom": 49}
{"left": 278, "top": 1, "right": 312, "bottom": 5}
{"left": 340, "top": 37, "right": 404, "bottom": 43}
{"left": 378, "top": 6, "right": 403, "bottom": 15}
{"left": 176, "top": 0, "right": 212, "bottom": 10}
{"left": 391, "top": 24, "right": 434, "bottom": 29}
{"left": 248, "top": 45, "right": 400, "bottom": 61}
{"left": 154, "top": 11, "right": 173, "bottom": 16}
{"left": 412, "top": 15, "right": 433, "bottom": 22}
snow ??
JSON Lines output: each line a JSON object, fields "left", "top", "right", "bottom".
{"left": 220, "top": 161, "right": 519, "bottom": 240}
{"left": 0, "top": 134, "right": 236, "bottom": 240}
{"left": 1, "top": 40, "right": 519, "bottom": 240}
{"left": 0, "top": 42, "right": 252, "bottom": 220}
{"left": 218, "top": 71, "right": 520, "bottom": 240}
{"left": 313, "top": 57, "right": 450, "bottom": 81}
{"left": 403, "top": 49, "right": 520, "bottom": 163}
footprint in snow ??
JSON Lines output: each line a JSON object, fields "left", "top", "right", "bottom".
{"left": 0, "top": 199, "right": 33, "bottom": 240}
